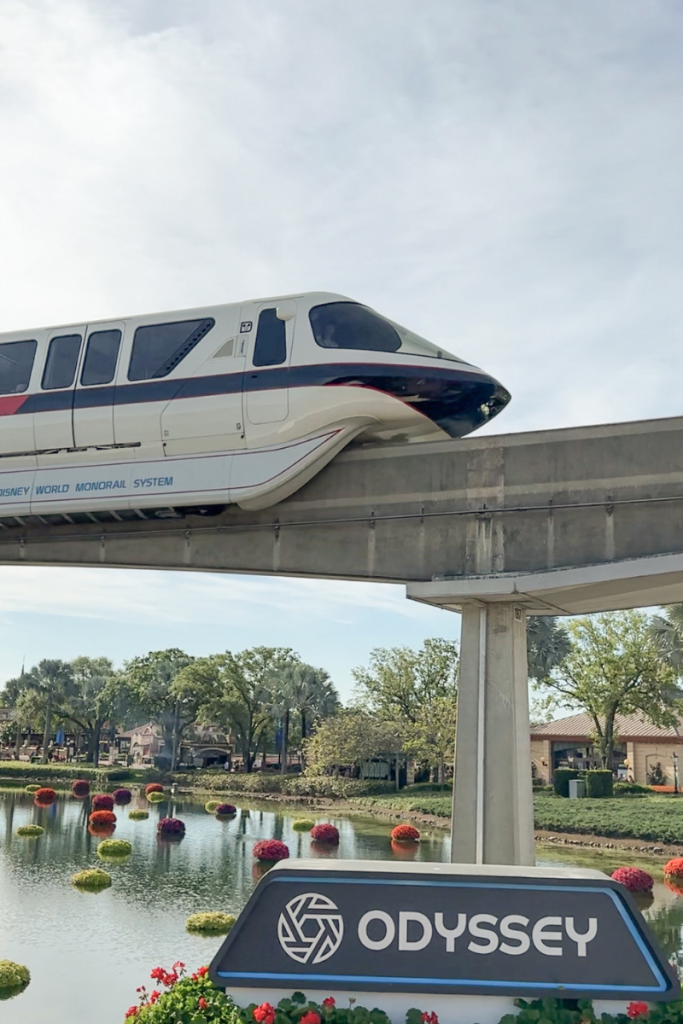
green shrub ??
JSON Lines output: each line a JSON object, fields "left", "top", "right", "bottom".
{"left": 16, "top": 825, "right": 43, "bottom": 838}
{"left": 614, "top": 781, "right": 651, "bottom": 796}
{"left": 0, "top": 960, "right": 30, "bottom": 996}
{"left": 129, "top": 809, "right": 149, "bottom": 820}
{"left": 553, "top": 767, "right": 580, "bottom": 798}
{"left": 0, "top": 762, "right": 110, "bottom": 782}
{"left": 585, "top": 769, "right": 613, "bottom": 798}
{"left": 147, "top": 791, "right": 165, "bottom": 803}
{"left": 205, "top": 800, "right": 221, "bottom": 813}
{"left": 71, "top": 868, "right": 112, "bottom": 891}
{"left": 185, "top": 911, "right": 236, "bottom": 935}
{"left": 107, "top": 769, "right": 133, "bottom": 782}
{"left": 97, "top": 839, "right": 132, "bottom": 859}
{"left": 170, "top": 771, "right": 395, "bottom": 799}
{"left": 292, "top": 819, "right": 315, "bottom": 831}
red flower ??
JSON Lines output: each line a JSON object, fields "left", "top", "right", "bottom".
{"left": 173, "top": 961, "right": 185, "bottom": 971}
{"left": 125, "top": 1007, "right": 138, "bottom": 1018}
{"left": 627, "top": 1002, "right": 649, "bottom": 1019}
{"left": 611, "top": 867, "right": 654, "bottom": 893}
{"left": 253, "top": 839, "right": 290, "bottom": 862}
{"left": 310, "top": 823, "right": 340, "bottom": 845}
{"left": 300, "top": 1012, "right": 321, "bottom": 1024}
{"left": 89, "top": 809, "right": 117, "bottom": 826}
{"left": 150, "top": 967, "right": 164, "bottom": 981}
{"left": 199, "top": 997, "right": 208, "bottom": 1010}
{"left": 664, "top": 857, "right": 683, "bottom": 879}
{"left": 323, "top": 998, "right": 336, "bottom": 1007}
{"left": 34, "top": 787, "right": 56, "bottom": 803}
{"left": 253, "top": 1001, "right": 276, "bottom": 1024}
{"left": 196, "top": 965, "right": 208, "bottom": 976}
{"left": 92, "top": 793, "right": 114, "bottom": 811}
{"left": 421, "top": 1013, "right": 439, "bottom": 1024}
{"left": 391, "top": 824, "right": 420, "bottom": 842}
{"left": 145, "top": 783, "right": 164, "bottom": 795}
{"left": 157, "top": 817, "right": 186, "bottom": 837}
{"left": 149, "top": 990, "right": 161, "bottom": 1004}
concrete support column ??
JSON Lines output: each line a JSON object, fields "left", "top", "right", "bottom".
{"left": 451, "top": 602, "right": 535, "bottom": 866}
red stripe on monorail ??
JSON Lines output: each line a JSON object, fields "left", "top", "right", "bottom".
{"left": 0, "top": 395, "right": 28, "bottom": 416}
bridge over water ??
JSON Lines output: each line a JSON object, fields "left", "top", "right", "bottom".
{"left": 4, "top": 413, "right": 683, "bottom": 866}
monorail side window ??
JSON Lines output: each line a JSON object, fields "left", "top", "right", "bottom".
{"left": 0, "top": 339, "right": 37, "bottom": 394}
{"left": 128, "top": 318, "right": 215, "bottom": 381}
{"left": 253, "top": 308, "right": 286, "bottom": 366}
{"left": 42, "top": 334, "right": 82, "bottom": 390}
{"left": 310, "top": 302, "right": 401, "bottom": 352}
{"left": 81, "top": 330, "right": 122, "bottom": 386}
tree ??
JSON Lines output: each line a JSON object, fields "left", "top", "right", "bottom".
{"left": 352, "top": 638, "right": 458, "bottom": 724}
{"left": 402, "top": 695, "right": 457, "bottom": 786}
{"left": 63, "top": 657, "right": 129, "bottom": 765}
{"left": 304, "top": 710, "right": 403, "bottom": 778}
{"left": 527, "top": 617, "right": 571, "bottom": 681}
{"left": 534, "top": 610, "right": 681, "bottom": 767}
{"left": 202, "top": 647, "right": 296, "bottom": 772}
{"left": 124, "top": 649, "right": 203, "bottom": 771}
{"left": 648, "top": 604, "right": 683, "bottom": 670}
{"left": 269, "top": 662, "right": 339, "bottom": 772}
{"left": 22, "top": 660, "right": 73, "bottom": 763}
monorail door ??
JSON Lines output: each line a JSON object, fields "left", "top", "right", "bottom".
{"left": 34, "top": 326, "right": 86, "bottom": 451}
{"left": 243, "top": 300, "right": 295, "bottom": 427}
{"left": 73, "top": 323, "right": 124, "bottom": 448}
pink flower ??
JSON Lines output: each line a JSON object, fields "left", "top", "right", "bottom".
{"left": 627, "top": 1002, "right": 649, "bottom": 1019}
{"left": 253, "top": 839, "right": 290, "bottom": 862}
{"left": 253, "top": 1002, "right": 276, "bottom": 1024}
{"left": 611, "top": 867, "right": 653, "bottom": 893}
{"left": 310, "top": 823, "right": 340, "bottom": 845}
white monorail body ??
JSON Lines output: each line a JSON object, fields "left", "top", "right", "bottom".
{"left": 0, "top": 292, "right": 510, "bottom": 521}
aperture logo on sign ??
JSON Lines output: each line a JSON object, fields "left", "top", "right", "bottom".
{"left": 210, "top": 861, "right": 680, "bottom": 1001}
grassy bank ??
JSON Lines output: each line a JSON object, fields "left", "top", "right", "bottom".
{"left": 533, "top": 794, "right": 683, "bottom": 845}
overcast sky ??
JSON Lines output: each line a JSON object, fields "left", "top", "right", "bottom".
{"left": 0, "top": 1, "right": 681, "bottom": 697}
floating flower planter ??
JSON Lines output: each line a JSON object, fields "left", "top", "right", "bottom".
{"left": 253, "top": 839, "right": 289, "bottom": 862}
{"left": 89, "top": 809, "right": 117, "bottom": 827}
{"left": 665, "top": 857, "right": 683, "bottom": 879}
{"left": 24, "top": 784, "right": 40, "bottom": 794}
{"left": 16, "top": 825, "right": 44, "bottom": 838}
{"left": 292, "top": 819, "right": 315, "bottom": 832}
{"left": 205, "top": 800, "right": 221, "bottom": 813}
{"left": 147, "top": 791, "right": 165, "bottom": 803}
{"left": 611, "top": 867, "right": 654, "bottom": 893}
{"left": 34, "top": 787, "right": 56, "bottom": 804}
{"left": 97, "top": 839, "right": 132, "bottom": 859}
{"left": 92, "top": 794, "right": 114, "bottom": 811}
{"left": 185, "top": 911, "right": 236, "bottom": 935}
{"left": 0, "top": 960, "right": 30, "bottom": 1000}
{"left": 145, "top": 783, "right": 164, "bottom": 795}
{"left": 215, "top": 803, "right": 236, "bottom": 817}
{"left": 157, "top": 817, "right": 186, "bottom": 839}
{"left": 310, "top": 823, "right": 339, "bottom": 845}
{"left": 71, "top": 868, "right": 112, "bottom": 891}
{"left": 391, "top": 824, "right": 420, "bottom": 843}
{"left": 71, "top": 779, "right": 90, "bottom": 797}
{"left": 112, "top": 788, "right": 132, "bottom": 805}
{"left": 129, "top": 809, "right": 149, "bottom": 821}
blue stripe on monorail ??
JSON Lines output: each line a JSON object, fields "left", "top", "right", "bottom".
{"left": 13, "top": 361, "right": 495, "bottom": 414}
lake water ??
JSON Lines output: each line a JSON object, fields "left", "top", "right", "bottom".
{"left": 1, "top": 787, "right": 682, "bottom": 1023}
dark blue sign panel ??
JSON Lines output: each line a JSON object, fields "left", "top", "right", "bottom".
{"left": 210, "top": 862, "right": 680, "bottom": 1000}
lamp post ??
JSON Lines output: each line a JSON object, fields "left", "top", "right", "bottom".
{"left": 674, "top": 753, "right": 679, "bottom": 796}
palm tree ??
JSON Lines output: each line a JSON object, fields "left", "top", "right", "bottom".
{"left": 268, "top": 663, "right": 339, "bottom": 774}
{"left": 23, "top": 660, "right": 73, "bottom": 763}
{"left": 649, "top": 605, "right": 683, "bottom": 670}
{"left": 527, "top": 617, "right": 571, "bottom": 681}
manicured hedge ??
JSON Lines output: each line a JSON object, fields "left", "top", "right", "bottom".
{"left": 171, "top": 772, "right": 396, "bottom": 798}
{"left": 585, "top": 769, "right": 613, "bottom": 798}
{"left": 552, "top": 767, "right": 580, "bottom": 798}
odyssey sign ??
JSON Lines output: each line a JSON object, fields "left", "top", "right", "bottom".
{"left": 210, "top": 860, "right": 680, "bottom": 1001}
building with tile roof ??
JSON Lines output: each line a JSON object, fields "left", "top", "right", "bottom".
{"left": 530, "top": 712, "right": 683, "bottom": 786}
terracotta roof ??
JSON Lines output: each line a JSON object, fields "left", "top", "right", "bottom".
{"left": 531, "top": 712, "right": 683, "bottom": 741}
{"left": 117, "top": 723, "right": 159, "bottom": 739}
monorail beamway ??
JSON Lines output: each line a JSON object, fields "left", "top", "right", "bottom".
{"left": 5, "top": 413, "right": 683, "bottom": 867}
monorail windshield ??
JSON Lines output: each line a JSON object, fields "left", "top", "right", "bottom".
{"left": 309, "top": 301, "right": 463, "bottom": 362}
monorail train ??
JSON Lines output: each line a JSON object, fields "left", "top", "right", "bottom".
{"left": 0, "top": 292, "right": 510, "bottom": 521}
